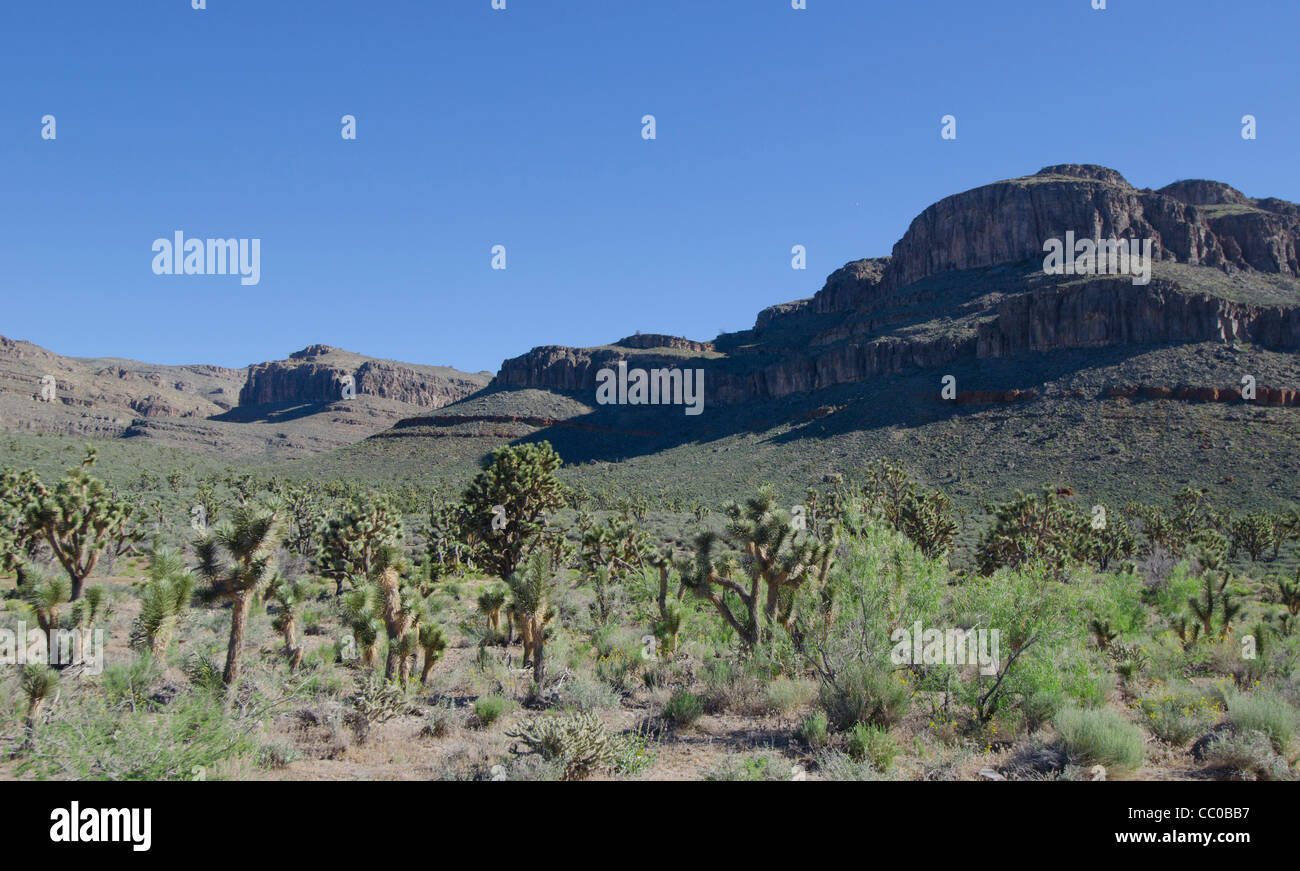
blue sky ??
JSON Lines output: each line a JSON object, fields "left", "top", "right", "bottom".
{"left": 3, "top": 0, "right": 1297, "bottom": 373}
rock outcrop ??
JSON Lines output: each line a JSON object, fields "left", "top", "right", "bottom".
{"left": 488, "top": 165, "right": 1300, "bottom": 408}
{"left": 239, "top": 345, "right": 490, "bottom": 408}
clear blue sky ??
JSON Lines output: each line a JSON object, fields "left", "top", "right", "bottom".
{"left": 3, "top": 0, "right": 1297, "bottom": 373}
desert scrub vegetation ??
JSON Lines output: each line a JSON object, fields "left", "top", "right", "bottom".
{"left": 1, "top": 446, "right": 1298, "bottom": 781}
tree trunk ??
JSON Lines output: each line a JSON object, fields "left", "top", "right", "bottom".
{"left": 532, "top": 636, "right": 545, "bottom": 684}
{"left": 223, "top": 593, "right": 251, "bottom": 685}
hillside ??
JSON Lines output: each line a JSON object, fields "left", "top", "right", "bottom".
{"left": 0, "top": 339, "right": 491, "bottom": 458}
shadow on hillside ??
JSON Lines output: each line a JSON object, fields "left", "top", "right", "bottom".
{"left": 487, "top": 341, "right": 1201, "bottom": 464}
{"left": 210, "top": 401, "right": 336, "bottom": 424}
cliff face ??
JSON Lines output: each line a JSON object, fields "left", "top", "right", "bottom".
{"left": 238, "top": 346, "right": 491, "bottom": 408}
{"left": 881, "top": 165, "right": 1300, "bottom": 295}
{"left": 487, "top": 165, "right": 1300, "bottom": 407}
{"left": 494, "top": 344, "right": 707, "bottom": 393}
{"left": 976, "top": 279, "right": 1300, "bottom": 357}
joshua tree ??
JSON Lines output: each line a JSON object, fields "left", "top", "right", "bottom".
{"left": 21, "top": 664, "right": 59, "bottom": 738}
{"left": 0, "top": 467, "right": 44, "bottom": 587}
{"left": 1229, "top": 511, "right": 1276, "bottom": 562}
{"left": 342, "top": 545, "right": 443, "bottom": 684}
{"left": 1185, "top": 573, "right": 1240, "bottom": 641}
{"left": 680, "top": 487, "right": 835, "bottom": 651}
{"left": 1270, "top": 568, "right": 1300, "bottom": 616}
{"left": 976, "top": 488, "right": 1089, "bottom": 576}
{"left": 425, "top": 501, "right": 479, "bottom": 578}
{"left": 463, "top": 442, "right": 568, "bottom": 580}
{"left": 194, "top": 505, "right": 284, "bottom": 685}
{"left": 506, "top": 549, "right": 558, "bottom": 683}
{"left": 340, "top": 588, "right": 383, "bottom": 667}
{"left": 317, "top": 493, "right": 404, "bottom": 595}
{"left": 418, "top": 622, "right": 447, "bottom": 684}
{"left": 647, "top": 547, "right": 686, "bottom": 657}
{"left": 577, "top": 510, "right": 652, "bottom": 625}
{"left": 133, "top": 547, "right": 194, "bottom": 659}
{"left": 20, "top": 566, "right": 71, "bottom": 634}
{"left": 23, "top": 453, "right": 139, "bottom": 600}
{"left": 265, "top": 573, "right": 311, "bottom": 671}
{"left": 476, "top": 586, "right": 507, "bottom": 634}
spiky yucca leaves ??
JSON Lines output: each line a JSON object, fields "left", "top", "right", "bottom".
{"left": 0, "top": 467, "right": 44, "bottom": 587}
{"left": 1185, "top": 573, "right": 1240, "bottom": 641}
{"left": 1082, "top": 510, "right": 1137, "bottom": 572}
{"left": 21, "top": 566, "right": 71, "bottom": 634}
{"left": 132, "top": 547, "right": 195, "bottom": 659}
{"left": 343, "top": 545, "right": 444, "bottom": 684}
{"left": 1270, "top": 569, "right": 1300, "bottom": 617}
{"left": 681, "top": 486, "right": 835, "bottom": 651}
{"left": 194, "top": 505, "right": 284, "bottom": 685}
{"left": 265, "top": 574, "right": 311, "bottom": 671}
{"left": 69, "top": 585, "right": 106, "bottom": 629}
{"left": 1229, "top": 510, "right": 1277, "bottom": 562}
{"left": 505, "top": 549, "right": 558, "bottom": 683}
{"left": 975, "top": 488, "right": 1090, "bottom": 577}
{"left": 845, "top": 461, "right": 955, "bottom": 558}
{"left": 341, "top": 586, "right": 384, "bottom": 667}
{"left": 425, "top": 501, "right": 478, "bottom": 580}
{"left": 316, "top": 492, "right": 404, "bottom": 596}
{"left": 653, "top": 600, "right": 683, "bottom": 658}
{"left": 476, "top": 586, "right": 507, "bottom": 634}
{"left": 462, "top": 442, "right": 568, "bottom": 581}
{"left": 21, "top": 664, "right": 59, "bottom": 733}
{"left": 418, "top": 623, "right": 447, "bottom": 684}
{"left": 577, "top": 509, "right": 653, "bottom": 625}
{"left": 506, "top": 711, "right": 617, "bottom": 780}
{"left": 1089, "top": 618, "right": 1117, "bottom": 651}
{"left": 23, "top": 457, "right": 139, "bottom": 600}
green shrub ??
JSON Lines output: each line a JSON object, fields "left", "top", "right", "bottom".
{"left": 1226, "top": 691, "right": 1297, "bottom": 753}
{"left": 765, "top": 677, "right": 817, "bottom": 714}
{"left": 704, "top": 753, "right": 794, "bottom": 782}
{"left": 819, "top": 662, "right": 909, "bottom": 730}
{"left": 1134, "top": 687, "right": 1217, "bottom": 746}
{"left": 817, "top": 749, "right": 888, "bottom": 781}
{"left": 22, "top": 692, "right": 255, "bottom": 780}
{"left": 1022, "top": 689, "right": 1064, "bottom": 731}
{"left": 846, "top": 723, "right": 899, "bottom": 772}
{"left": 663, "top": 689, "right": 704, "bottom": 727}
{"left": 473, "top": 694, "right": 509, "bottom": 727}
{"left": 1203, "top": 731, "right": 1292, "bottom": 781}
{"left": 1054, "top": 707, "right": 1144, "bottom": 770}
{"left": 797, "top": 710, "right": 829, "bottom": 750}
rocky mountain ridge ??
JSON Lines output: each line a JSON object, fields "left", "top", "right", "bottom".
{"left": 487, "top": 165, "right": 1300, "bottom": 407}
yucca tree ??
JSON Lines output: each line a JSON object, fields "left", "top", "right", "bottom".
{"left": 975, "top": 488, "right": 1088, "bottom": 576}
{"left": 21, "top": 664, "right": 59, "bottom": 737}
{"left": 21, "top": 566, "right": 71, "bottom": 634}
{"left": 341, "top": 585, "right": 384, "bottom": 667}
{"left": 506, "top": 549, "right": 558, "bottom": 683}
{"left": 371, "top": 547, "right": 425, "bottom": 682}
{"left": 681, "top": 487, "right": 835, "bottom": 651}
{"left": 195, "top": 506, "right": 284, "bottom": 685}
{"left": 418, "top": 623, "right": 447, "bottom": 684}
{"left": 577, "top": 509, "right": 652, "bottom": 625}
{"left": 133, "top": 547, "right": 194, "bottom": 659}
{"left": 24, "top": 458, "right": 139, "bottom": 600}
{"left": 476, "top": 586, "right": 507, "bottom": 634}
{"left": 1271, "top": 568, "right": 1300, "bottom": 616}
{"left": 265, "top": 573, "right": 311, "bottom": 671}
{"left": 0, "top": 467, "right": 44, "bottom": 587}
{"left": 316, "top": 493, "right": 404, "bottom": 596}
{"left": 341, "top": 545, "right": 444, "bottom": 684}
{"left": 463, "top": 442, "right": 568, "bottom": 580}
